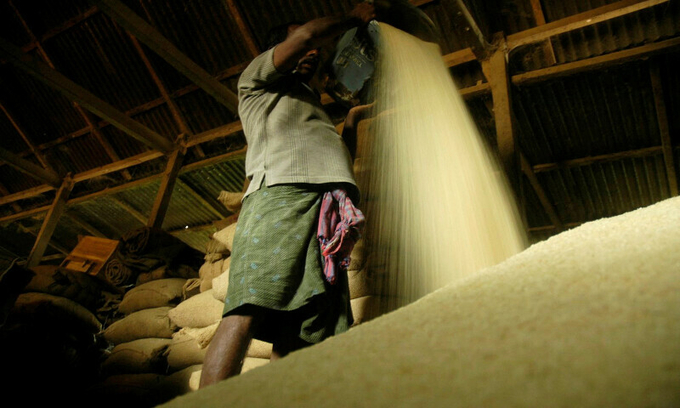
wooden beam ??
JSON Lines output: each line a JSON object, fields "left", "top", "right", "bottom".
{"left": 21, "top": 6, "right": 100, "bottom": 53}
{"left": 442, "top": 48, "right": 477, "bottom": 67}
{"left": 650, "top": 61, "right": 678, "bottom": 196}
{"left": 9, "top": 0, "right": 128, "bottom": 179}
{"left": 507, "top": 0, "right": 670, "bottom": 50}
{"left": 481, "top": 35, "right": 517, "bottom": 183}
{"left": 513, "top": 36, "right": 680, "bottom": 86}
{"left": 128, "top": 33, "right": 193, "bottom": 138}
{"left": 459, "top": 82, "right": 491, "bottom": 99}
{"left": 0, "top": 101, "right": 54, "bottom": 172}
{"left": 26, "top": 176, "right": 74, "bottom": 267}
{"left": 528, "top": 0, "right": 557, "bottom": 66}
{"left": 19, "top": 222, "right": 71, "bottom": 255}
{"left": 180, "top": 147, "right": 247, "bottom": 173}
{"left": 0, "top": 37, "right": 175, "bottom": 153}
{"left": 92, "top": 0, "right": 239, "bottom": 114}
{"left": 532, "top": 146, "right": 663, "bottom": 173}
{"left": 147, "top": 147, "right": 185, "bottom": 229}
{"left": 520, "top": 153, "right": 563, "bottom": 231}
{"left": 0, "top": 183, "right": 22, "bottom": 213}
{"left": 72, "top": 150, "right": 164, "bottom": 183}
{"left": 0, "top": 146, "right": 61, "bottom": 187}
{"left": 528, "top": 222, "right": 581, "bottom": 232}
{"left": 449, "top": 0, "right": 494, "bottom": 59}
{"left": 224, "top": 0, "right": 260, "bottom": 58}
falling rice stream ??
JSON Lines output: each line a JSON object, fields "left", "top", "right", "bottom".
{"left": 356, "top": 23, "right": 528, "bottom": 313}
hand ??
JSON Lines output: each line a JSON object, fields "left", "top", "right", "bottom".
{"left": 349, "top": 2, "right": 377, "bottom": 24}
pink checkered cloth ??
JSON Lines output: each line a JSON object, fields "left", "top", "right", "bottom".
{"left": 317, "top": 189, "right": 365, "bottom": 285}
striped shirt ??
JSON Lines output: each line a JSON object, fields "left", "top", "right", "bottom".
{"left": 237, "top": 47, "right": 358, "bottom": 200}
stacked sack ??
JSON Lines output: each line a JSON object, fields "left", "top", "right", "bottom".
{"left": 2, "top": 264, "right": 112, "bottom": 406}
{"left": 89, "top": 277, "right": 195, "bottom": 407}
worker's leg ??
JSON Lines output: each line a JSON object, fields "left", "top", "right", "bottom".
{"left": 199, "top": 308, "right": 265, "bottom": 388}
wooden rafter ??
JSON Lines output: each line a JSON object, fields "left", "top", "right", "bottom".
{"left": 9, "top": 0, "right": 131, "bottom": 180}
{"left": 92, "top": 0, "right": 239, "bottom": 114}
{"left": 520, "top": 153, "right": 563, "bottom": 231}
{"left": 147, "top": 147, "right": 185, "bottom": 229}
{"left": 223, "top": 0, "right": 260, "bottom": 58}
{"left": 528, "top": 0, "right": 557, "bottom": 66}
{"left": 449, "top": 0, "right": 494, "bottom": 59}
{"left": 21, "top": 6, "right": 100, "bottom": 53}
{"left": 507, "top": 0, "right": 670, "bottom": 50}
{"left": 649, "top": 61, "right": 678, "bottom": 196}
{"left": 0, "top": 146, "right": 61, "bottom": 187}
{"left": 0, "top": 37, "right": 175, "bottom": 154}
{"left": 26, "top": 176, "right": 74, "bottom": 267}
{"left": 513, "top": 36, "right": 680, "bottom": 85}
{"left": 0, "top": 183, "right": 22, "bottom": 213}
{"left": 0, "top": 101, "right": 54, "bottom": 172}
{"left": 532, "top": 146, "right": 665, "bottom": 173}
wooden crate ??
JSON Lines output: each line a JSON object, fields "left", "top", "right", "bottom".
{"left": 61, "top": 236, "right": 119, "bottom": 277}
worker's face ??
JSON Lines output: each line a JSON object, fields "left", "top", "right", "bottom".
{"left": 288, "top": 24, "right": 320, "bottom": 81}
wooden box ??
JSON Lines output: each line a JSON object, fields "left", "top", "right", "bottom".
{"left": 61, "top": 236, "right": 119, "bottom": 277}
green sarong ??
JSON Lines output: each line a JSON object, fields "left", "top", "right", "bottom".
{"left": 223, "top": 183, "right": 353, "bottom": 344}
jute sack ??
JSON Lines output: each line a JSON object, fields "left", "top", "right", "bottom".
{"left": 242, "top": 357, "right": 269, "bottom": 373}
{"left": 162, "top": 365, "right": 203, "bottom": 397}
{"left": 211, "top": 267, "right": 230, "bottom": 301}
{"left": 183, "top": 278, "right": 202, "bottom": 300}
{"left": 101, "top": 338, "right": 172, "bottom": 375}
{"left": 199, "top": 258, "right": 229, "bottom": 293}
{"left": 103, "top": 306, "right": 177, "bottom": 345}
{"left": 348, "top": 238, "right": 367, "bottom": 271}
{"left": 350, "top": 295, "right": 381, "bottom": 326}
{"left": 118, "top": 278, "right": 187, "bottom": 315}
{"left": 11, "top": 292, "right": 102, "bottom": 333}
{"left": 168, "top": 289, "right": 224, "bottom": 329}
{"left": 178, "top": 323, "right": 219, "bottom": 349}
{"left": 165, "top": 331, "right": 207, "bottom": 372}
{"left": 247, "top": 339, "right": 272, "bottom": 359}
{"left": 348, "top": 267, "right": 376, "bottom": 300}
{"left": 25, "top": 266, "right": 105, "bottom": 312}
{"left": 212, "top": 223, "right": 237, "bottom": 252}
{"left": 217, "top": 191, "right": 244, "bottom": 213}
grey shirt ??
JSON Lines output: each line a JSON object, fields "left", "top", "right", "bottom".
{"left": 237, "top": 47, "right": 358, "bottom": 201}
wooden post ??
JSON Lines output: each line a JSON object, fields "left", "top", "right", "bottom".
{"left": 147, "top": 146, "right": 186, "bottom": 230}
{"left": 26, "top": 176, "right": 74, "bottom": 267}
{"left": 481, "top": 35, "right": 519, "bottom": 190}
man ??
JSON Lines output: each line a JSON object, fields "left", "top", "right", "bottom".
{"left": 199, "top": 3, "right": 376, "bottom": 387}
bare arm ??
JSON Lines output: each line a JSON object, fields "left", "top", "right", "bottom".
{"left": 273, "top": 3, "right": 376, "bottom": 73}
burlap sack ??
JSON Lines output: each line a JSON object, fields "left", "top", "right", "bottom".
{"left": 162, "top": 365, "right": 203, "bottom": 397}
{"left": 168, "top": 289, "right": 224, "bottom": 329}
{"left": 347, "top": 238, "right": 367, "bottom": 271}
{"left": 350, "top": 295, "right": 381, "bottom": 326}
{"left": 217, "top": 191, "right": 244, "bottom": 213}
{"left": 212, "top": 223, "right": 237, "bottom": 252}
{"left": 183, "top": 278, "right": 202, "bottom": 300}
{"left": 103, "top": 306, "right": 177, "bottom": 345}
{"left": 199, "top": 259, "right": 229, "bottom": 293}
{"left": 118, "top": 278, "right": 187, "bottom": 315}
{"left": 101, "top": 338, "right": 172, "bottom": 375}
{"left": 178, "top": 323, "right": 219, "bottom": 349}
{"left": 25, "top": 266, "right": 105, "bottom": 312}
{"left": 205, "top": 239, "right": 230, "bottom": 257}
{"left": 211, "top": 267, "right": 230, "bottom": 302}
{"left": 242, "top": 357, "right": 269, "bottom": 373}
{"left": 11, "top": 292, "right": 102, "bottom": 333}
{"left": 247, "top": 339, "right": 272, "bottom": 359}
{"left": 348, "top": 267, "right": 375, "bottom": 300}
{"left": 165, "top": 331, "right": 207, "bottom": 372}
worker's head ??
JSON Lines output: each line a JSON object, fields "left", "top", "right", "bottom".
{"left": 265, "top": 22, "right": 321, "bottom": 82}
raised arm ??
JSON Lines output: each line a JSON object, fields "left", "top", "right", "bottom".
{"left": 273, "top": 3, "right": 376, "bottom": 73}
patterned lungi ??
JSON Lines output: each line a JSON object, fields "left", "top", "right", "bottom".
{"left": 223, "top": 182, "right": 353, "bottom": 344}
